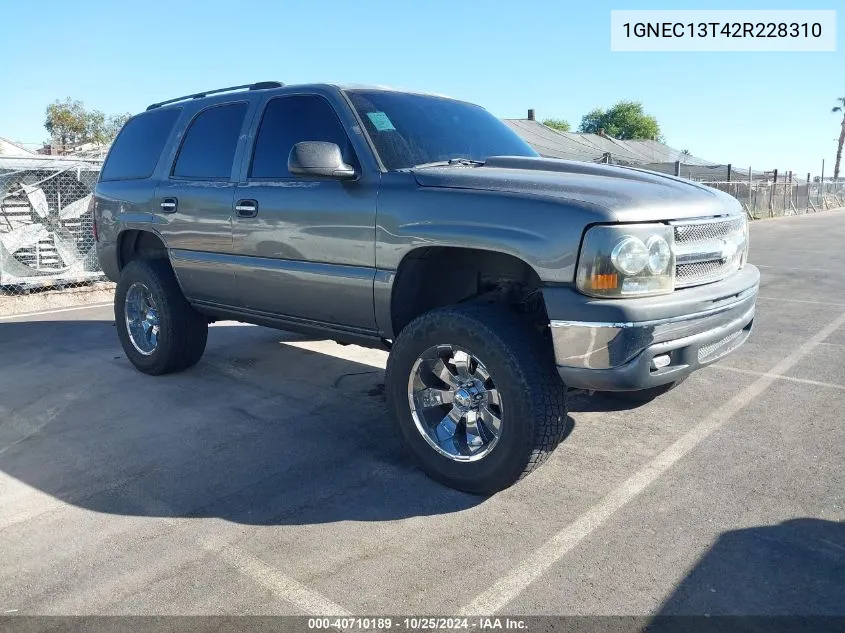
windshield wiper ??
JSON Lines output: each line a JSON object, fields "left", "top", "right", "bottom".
{"left": 411, "top": 158, "right": 486, "bottom": 169}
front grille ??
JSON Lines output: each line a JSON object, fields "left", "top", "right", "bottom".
{"left": 677, "top": 260, "right": 732, "bottom": 286}
{"left": 697, "top": 328, "right": 746, "bottom": 363}
{"left": 673, "top": 215, "right": 747, "bottom": 288}
{"left": 674, "top": 216, "right": 745, "bottom": 243}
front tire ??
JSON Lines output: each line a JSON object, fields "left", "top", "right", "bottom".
{"left": 386, "top": 304, "right": 568, "bottom": 494}
{"left": 115, "top": 259, "right": 208, "bottom": 375}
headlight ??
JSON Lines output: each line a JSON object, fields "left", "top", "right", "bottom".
{"left": 646, "top": 235, "right": 672, "bottom": 274}
{"left": 576, "top": 223, "right": 675, "bottom": 297}
{"left": 610, "top": 237, "right": 649, "bottom": 275}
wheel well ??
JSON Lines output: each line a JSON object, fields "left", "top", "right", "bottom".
{"left": 117, "top": 230, "right": 168, "bottom": 270}
{"left": 390, "top": 247, "right": 546, "bottom": 337}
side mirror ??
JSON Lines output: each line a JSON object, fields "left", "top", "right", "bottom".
{"left": 288, "top": 141, "right": 356, "bottom": 180}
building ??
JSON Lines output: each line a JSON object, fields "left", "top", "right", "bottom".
{"left": 0, "top": 137, "right": 37, "bottom": 158}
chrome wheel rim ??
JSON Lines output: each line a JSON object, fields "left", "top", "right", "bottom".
{"left": 408, "top": 345, "right": 504, "bottom": 462}
{"left": 124, "top": 282, "right": 160, "bottom": 356}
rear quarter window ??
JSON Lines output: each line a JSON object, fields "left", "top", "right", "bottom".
{"left": 100, "top": 108, "right": 181, "bottom": 181}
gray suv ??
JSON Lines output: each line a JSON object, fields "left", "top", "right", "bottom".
{"left": 94, "top": 81, "right": 758, "bottom": 494}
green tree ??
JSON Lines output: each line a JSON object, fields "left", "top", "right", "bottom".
{"left": 45, "top": 99, "right": 131, "bottom": 152}
{"left": 44, "top": 98, "right": 87, "bottom": 151}
{"left": 577, "top": 101, "right": 662, "bottom": 141}
{"left": 105, "top": 113, "right": 131, "bottom": 141}
{"left": 85, "top": 111, "right": 131, "bottom": 147}
{"left": 833, "top": 97, "right": 845, "bottom": 180}
{"left": 85, "top": 109, "right": 109, "bottom": 146}
{"left": 542, "top": 118, "right": 571, "bottom": 132}
{"left": 681, "top": 149, "right": 691, "bottom": 156}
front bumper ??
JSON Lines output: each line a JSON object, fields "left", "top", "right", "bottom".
{"left": 546, "top": 265, "right": 759, "bottom": 391}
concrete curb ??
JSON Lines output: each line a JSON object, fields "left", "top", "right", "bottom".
{"left": 0, "top": 283, "right": 115, "bottom": 318}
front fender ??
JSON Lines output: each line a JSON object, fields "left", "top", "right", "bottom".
{"left": 375, "top": 173, "right": 610, "bottom": 283}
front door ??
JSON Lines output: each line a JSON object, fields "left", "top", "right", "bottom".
{"left": 232, "top": 94, "right": 379, "bottom": 331}
{"left": 154, "top": 101, "right": 251, "bottom": 306}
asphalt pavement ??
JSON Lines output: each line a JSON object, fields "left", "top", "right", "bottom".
{"left": 0, "top": 211, "right": 842, "bottom": 619}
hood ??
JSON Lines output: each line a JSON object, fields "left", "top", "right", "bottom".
{"left": 412, "top": 156, "right": 740, "bottom": 222}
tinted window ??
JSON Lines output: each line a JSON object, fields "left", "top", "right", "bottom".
{"left": 173, "top": 102, "right": 247, "bottom": 179}
{"left": 250, "top": 95, "right": 353, "bottom": 179}
{"left": 346, "top": 90, "right": 537, "bottom": 170}
{"left": 100, "top": 108, "right": 180, "bottom": 181}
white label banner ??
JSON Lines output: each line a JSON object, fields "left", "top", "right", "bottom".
{"left": 611, "top": 10, "right": 836, "bottom": 52}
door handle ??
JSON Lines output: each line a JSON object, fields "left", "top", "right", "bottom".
{"left": 160, "top": 198, "right": 178, "bottom": 213}
{"left": 235, "top": 199, "right": 258, "bottom": 218}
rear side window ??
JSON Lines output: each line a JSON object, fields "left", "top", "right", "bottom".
{"left": 172, "top": 102, "right": 248, "bottom": 179}
{"left": 250, "top": 95, "right": 353, "bottom": 179}
{"left": 100, "top": 108, "right": 180, "bottom": 181}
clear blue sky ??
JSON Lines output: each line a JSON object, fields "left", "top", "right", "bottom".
{"left": 3, "top": 0, "right": 842, "bottom": 177}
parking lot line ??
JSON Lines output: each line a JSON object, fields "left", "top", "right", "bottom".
{"left": 199, "top": 539, "right": 353, "bottom": 617}
{"left": 710, "top": 364, "right": 845, "bottom": 390}
{"left": 0, "top": 390, "right": 82, "bottom": 456}
{"left": 458, "top": 309, "right": 845, "bottom": 616}
{"left": 0, "top": 302, "right": 113, "bottom": 321}
{"left": 99, "top": 485, "right": 355, "bottom": 617}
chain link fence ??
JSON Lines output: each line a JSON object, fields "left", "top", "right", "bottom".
{"left": 637, "top": 161, "right": 845, "bottom": 219}
{"left": 0, "top": 155, "right": 113, "bottom": 315}
{"left": 702, "top": 179, "right": 845, "bottom": 219}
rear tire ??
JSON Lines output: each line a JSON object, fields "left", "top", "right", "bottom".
{"left": 115, "top": 259, "right": 208, "bottom": 375}
{"left": 385, "top": 303, "right": 568, "bottom": 495}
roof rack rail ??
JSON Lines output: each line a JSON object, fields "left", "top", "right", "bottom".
{"left": 146, "top": 81, "right": 284, "bottom": 111}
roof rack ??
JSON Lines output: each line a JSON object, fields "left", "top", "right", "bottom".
{"left": 146, "top": 81, "right": 284, "bottom": 111}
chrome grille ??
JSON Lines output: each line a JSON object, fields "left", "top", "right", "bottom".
{"left": 677, "top": 261, "right": 732, "bottom": 285}
{"left": 672, "top": 215, "right": 748, "bottom": 288}
{"left": 697, "top": 329, "right": 746, "bottom": 363}
{"left": 674, "top": 217, "right": 746, "bottom": 244}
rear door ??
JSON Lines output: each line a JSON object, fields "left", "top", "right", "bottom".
{"left": 231, "top": 92, "right": 379, "bottom": 330}
{"left": 154, "top": 101, "right": 252, "bottom": 306}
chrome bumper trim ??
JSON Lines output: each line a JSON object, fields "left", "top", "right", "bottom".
{"left": 549, "top": 286, "right": 757, "bottom": 331}
{"left": 549, "top": 287, "right": 757, "bottom": 370}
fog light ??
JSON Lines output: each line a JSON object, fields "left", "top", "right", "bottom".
{"left": 651, "top": 354, "right": 671, "bottom": 370}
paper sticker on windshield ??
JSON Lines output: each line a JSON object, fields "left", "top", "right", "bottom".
{"left": 366, "top": 111, "right": 395, "bottom": 131}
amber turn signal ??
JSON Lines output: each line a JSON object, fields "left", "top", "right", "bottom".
{"left": 590, "top": 273, "right": 618, "bottom": 290}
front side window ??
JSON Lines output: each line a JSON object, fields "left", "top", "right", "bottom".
{"left": 172, "top": 102, "right": 248, "bottom": 179}
{"left": 250, "top": 95, "right": 354, "bottom": 179}
{"left": 345, "top": 90, "right": 538, "bottom": 171}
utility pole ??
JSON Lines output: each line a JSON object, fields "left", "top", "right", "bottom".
{"left": 807, "top": 173, "right": 812, "bottom": 211}
{"left": 748, "top": 166, "right": 753, "bottom": 217}
{"left": 769, "top": 169, "right": 778, "bottom": 216}
{"left": 821, "top": 159, "right": 826, "bottom": 209}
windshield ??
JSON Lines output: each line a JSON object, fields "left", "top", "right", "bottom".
{"left": 345, "top": 90, "right": 538, "bottom": 170}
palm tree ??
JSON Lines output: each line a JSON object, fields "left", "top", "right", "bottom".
{"left": 833, "top": 97, "right": 845, "bottom": 180}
